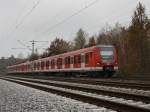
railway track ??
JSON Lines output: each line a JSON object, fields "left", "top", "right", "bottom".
{"left": 6, "top": 75, "right": 150, "bottom": 90}
{"left": 1, "top": 76, "right": 150, "bottom": 112}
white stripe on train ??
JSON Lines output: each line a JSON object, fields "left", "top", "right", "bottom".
{"left": 9, "top": 66, "right": 118, "bottom": 73}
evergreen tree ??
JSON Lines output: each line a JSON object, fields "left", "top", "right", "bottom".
{"left": 74, "top": 28, "right": 86, "bottom": 49}
{"left": 126, "top": 2, "right": 150, "bottom": 74}
{"left": 88, "top": 36, "right": 96, "bottom": 47}
{"left": 28, "top": 49, "right": 39, "bottom": 61}
{"left": 47, "top": 38, "right": 71, "bottom": 56}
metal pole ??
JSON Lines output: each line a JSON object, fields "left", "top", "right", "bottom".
{"left": 31, "top": 40, "right": 35, "bottom": 55}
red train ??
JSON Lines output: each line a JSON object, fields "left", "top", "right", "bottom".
{"left": 7, "top": 45, "right": 118, "bottom": 77}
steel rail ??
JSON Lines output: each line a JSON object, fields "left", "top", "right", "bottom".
{"left": 3, "top": 76, "right": 150, "bottom": 103}
{"left": 5, "top": 75, "right": 150, "bottom": 90}
{"left": 1, "top": 77, "right": 150, "bottom": 112}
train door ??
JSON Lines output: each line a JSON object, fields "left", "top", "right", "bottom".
{"left": 85, "top": 52, "right": 94, "bottom": 67}
{"left": 70, "top": 56, "right": 73, "bottom": 69}
{"left": 41, "top": 61, "right": 45, "bottom": 70}
{"left": 57, "top": 58, "right": 62, "bottom": 69}
{"left": 65, "top": 56, "right": 71, "bottom": 68}
{"left": 37, "top": 62, "right": 40, "bottom": 71}
{"left": 62, "top": 57, "right": 65, "bottom": 69}
{"left": 81, "top": 53, "right": 85, "bottom": 69}
{"left": 73, "top": 54, "right": 81, "bottom": 68}
{"left": 46, "top": 60, "right": 49, "bottom": 70}
{"left": 51, "top": 59, "right": 55, "bottom": 69}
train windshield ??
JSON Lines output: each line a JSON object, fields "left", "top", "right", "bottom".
{"left": 100, "top": 47, "right": 114, "bottom": 61}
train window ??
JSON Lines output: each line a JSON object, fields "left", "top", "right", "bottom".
{"left": 54, "top": 60, "right": 56, "bottom": 65}
{"left": 51, "top": 60, "right": 53, "bottom": 65}
{"left": 68, "top": 57, "right": 70, "bottom": 64}
{"left": 41, "top": 61, "right": 45, "bottom": 69}
{"left": 90, "top": 52, "right": 93, "bottom": 58}
{"left": 44, "top": 61, "right": 45, "bottom": 67}
{"left": 74, "top": 56, "right": 77, "bottom": 64}
{"left": 51, "top": 59, "right": 55, "bottom": 66}
{"left": 65, "top": 57, "right": 67, "bottom": 64}
{"left": 81, "top": 54, "right": 85, "bottom": 63}
{"left": 60, "top": 59, "right": 62, "bottom": 65}
{"left": 57, "top": 58, "right": 62, "bottom": 65}
{"left": 65, "top": 57, "right": 70, "bottom": 64}
{"left": 46, "top": 61, "right": 49, "bottom": 68}
{"left": 74, "top": 55, "right": 81, "bottom": 64}
{"left": 57, "top": 59, "right": 59, "bottom": 65}
{"left": 28, "top": 64, "right": 30, "bottom": 70}
{"left": 100, "top": 47, "right": 114, "bottom": 61}
{"left": 78, "top": 55, "right": 81, "bottom": 63}
{"left": 34, "top": 63, "right": 36, "bottom": 70}
{"left": 37, "top": 62, "right": 40, "bottom": 70}
{"left": 71, "top": 57, "right": 73, "bottom": 64}
{"left": 49, "top": 60, "right": 51, "bottom": 66}
{"left": 85, "top": 53, "right": 89, "bottom": 64}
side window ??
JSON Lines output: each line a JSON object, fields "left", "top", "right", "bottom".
{"left": 65, "top": 56, "right": 71, "bottom": 64}
{"left": 90, "top": 52, "right": 93, "bottom": 58}
{"left": 51, "top": 60, "right": 53, "bottom": 66}
{"left": 46, "top": 61, "right": 49, "bottom": 68}
{"left": 65, "top": 57, "right": 67, "bottom": 64}
{"left": 34, "top": 63, "right": 36, "bottom": 70}
{"left": 71, "top": 57, "right": 73, "bottom": 64}
{"left": 51, "top": 59, "right": 55, "bottom": 66}
{"left": 57, "top": 59, "right": 59, "bottom": 65}
{"left": 74, "top": 55, "right": 76, "bottom": 64}
{"left": 57, "top": 58, "right": 62, "bottom": 65}
{"left": 25, "top": 65, "right": 27, "bottom": 70}
{"left": 28, "top": 64, "right": 30, "bottom": 70}
{"left": 53, "top": 60, "right": 54, "bottom": 66}
{"left": 81, "top": 54, "right": 85, "bottom": 63}
{"left": 85, "top": 53, "right": 89, "bottom": 64}
{"left": 78, "top": 55, "right": 81, "bottom": 63}
{"left": 68, "top": 56, "right": 70, "bottom": 64}
{"left": 73, "top": 55, "right": 81, "bottom": 64}
{"left": 37, "top": 62, "right": 40, "bottom": 70}
{"left": 41, "top": 61, "right": 45, "bottom": 69}
{"left": 49, "top": 60, "right": 51, "bottom": 66}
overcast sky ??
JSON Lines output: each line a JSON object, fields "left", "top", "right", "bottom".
{"left": 0, "top": 0, "right": 150, "bottom": 58}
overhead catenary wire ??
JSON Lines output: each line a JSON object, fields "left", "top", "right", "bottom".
{"left": 38, "top": 0, "right": 136, "bottom": 40}
{"left": 79, "top": 0, "right": 136, "bottom": 32}
{"left": 8, "top": 0, "right": 138, "bottom": 56}
{"left": 17, "top": 40, "right": 32, "bottom": 51}
{"left": 0, "top": 0, "right": 30, "bottom": 41}
{"left": 31, "top": 0, "right": 100, "bottom": 52}
{"left": 40, "top": 0, "right": 99, "bottom": 35}
{"left": 6, "top": 0, "right": 42, "bottom": 57}
{"left": 4, "top": 0, "right": 41, "bottom": 41}
{"left": 29, "top": 40, "right": 49, "bottom": 54}
{"left": 68, "top": 0, "right": 137, "bottom": 37}
{"left": 12, "top": 40, "right": 48, "bottom": 57}
{"left": 7, "top": 0, "right": 30, "bottom": 34}
{"left": 15, "top": 0, "right": 41, "bottom": 29}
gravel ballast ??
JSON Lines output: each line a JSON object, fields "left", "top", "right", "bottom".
{"left": 0, "top": 79, "right": 116, "bottom": 112}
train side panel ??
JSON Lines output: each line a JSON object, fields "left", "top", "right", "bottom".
{"left": 7, "top": 45, "right": 118, "bottom": 76}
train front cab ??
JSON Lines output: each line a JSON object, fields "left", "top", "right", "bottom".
{"left": 95, "top": 45, "right": 118, "bottom": 77}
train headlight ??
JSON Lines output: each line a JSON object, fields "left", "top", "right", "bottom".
{"left": 97, "top": 62, "right": 100, "bottom": 65}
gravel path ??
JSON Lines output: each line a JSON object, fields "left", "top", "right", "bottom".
{"left": 0, "top": 79, "right": 116, "bottom": 112}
